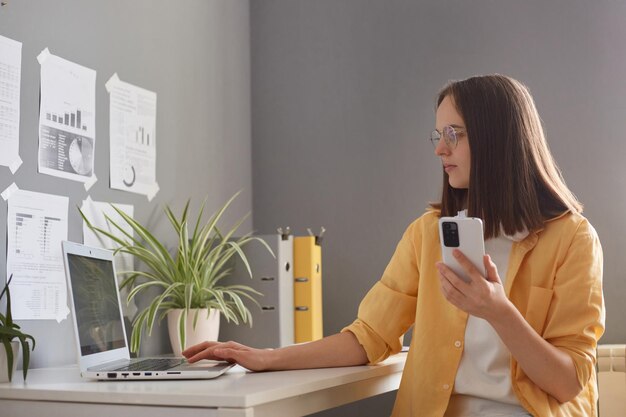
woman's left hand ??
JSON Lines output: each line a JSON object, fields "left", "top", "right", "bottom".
{"left": 436, "top": 250, "right": 510, "bottom": 322}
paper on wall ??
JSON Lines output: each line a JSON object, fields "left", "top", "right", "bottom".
{"left": 0, "top": 35, "right": 23, "bottom": 173}
{"left": 81, "top": 197, "right": 137, "bottom": 318}
{"left": 5, "top": 187, "right": 70, "bottom": 321}
{"left": 37, "top": 48, "right": 97, "bottom": 189}
{"left": 106, "top": 73, "right": 159, "bottom": 200}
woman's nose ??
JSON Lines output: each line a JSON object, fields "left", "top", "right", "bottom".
{"left": 434, "top": 139, "right": 449, "bottom": 156}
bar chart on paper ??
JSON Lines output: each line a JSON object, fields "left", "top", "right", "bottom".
{"left": 107, "top": 74, "right": 158, "bottom": 198}
{"left": 14, "top": 212, "right": 33, "bottom": 257}
{"left": 41, "top": 216, "right": 63, "bottom": 260}
{"left": 37, "top": 49, "right": 96, "bottom": 183}
{"left": 136, "top": 126, "right": 152, "bottom": 146}
{"left": 45, "top": 108, "right": 88, "bottom": 131}
{"left": 6, "top": 189, "right": 69, "bottom": 320}
{"left": 12, "top": 213, "right": 65, "bottom": 264}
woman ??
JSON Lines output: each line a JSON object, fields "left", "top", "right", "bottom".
{"left": 183, "top": 75, "right": 604, "bottom": 417}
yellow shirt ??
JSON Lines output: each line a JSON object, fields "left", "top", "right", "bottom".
{"left": 342, "top": 210, "right": 605, "bottom": 417}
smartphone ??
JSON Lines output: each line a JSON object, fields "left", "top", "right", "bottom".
{"left": 438, "top": 216, "right": 486, "bottom": 282}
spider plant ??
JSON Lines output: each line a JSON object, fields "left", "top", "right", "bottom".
{"left": 80, "top": 191, "right": 274, "bottom": 353}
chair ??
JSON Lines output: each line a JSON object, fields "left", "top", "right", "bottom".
{"left": 597, "top": 344, "right": 626, "bottom": 416}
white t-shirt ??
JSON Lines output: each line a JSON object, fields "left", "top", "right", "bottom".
{"left": 445, "top": 229, "right": 531, "bottom": 417}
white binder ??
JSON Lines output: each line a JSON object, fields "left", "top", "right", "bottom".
{"left": 219, "top": 234, "right": 294, "bottom": 348}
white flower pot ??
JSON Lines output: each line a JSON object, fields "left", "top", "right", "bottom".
{"left": 0, "top": 341, "right": 19, "bottom": 383}
{"left": 167, "top": 308, "right": 220, "bottom": 357}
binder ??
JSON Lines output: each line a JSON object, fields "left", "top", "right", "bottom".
{"left": 293, "top": 235, "right": 323, "bottom": 343}
{"left": 219, "top": 234, "right": 294, "bottom": 348}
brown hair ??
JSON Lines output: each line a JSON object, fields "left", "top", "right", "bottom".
{"left": 431, "top": 74, "right": 582, "bottom": 238}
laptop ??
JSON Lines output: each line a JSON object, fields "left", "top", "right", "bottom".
{"left": 62, "top": 240, "right": 234, "bottom": 380}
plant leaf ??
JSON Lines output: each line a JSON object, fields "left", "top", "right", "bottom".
{"left": 130, "top": 308, "right": 150, "bottom": 354}
{"left": 127, "top": 281, "right": 170, "bottom": 303}
{"left": 178, "top": 309, "right": 187, "bottom": 353}
{"left": 1, "top": 339, "right": 13, "bottom": 382}
{"left": 19, "top": 339, "right": 31, "bottom": 380}
{"left": 5, "top": 274, "right": 13, "bottom": 326}
{"left": 145, "top": 283, "right": 185, "bottom": 334}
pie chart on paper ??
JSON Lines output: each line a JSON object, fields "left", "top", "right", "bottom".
{"left": 123, "top": 164, "right": 136, "bottom": 187}
{"left": 68, "top": 137, "right": 93, "bottom": 175}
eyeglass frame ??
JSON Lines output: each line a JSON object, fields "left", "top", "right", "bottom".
{"left": 430, "top": 125, "right": 466, "bottom": 149}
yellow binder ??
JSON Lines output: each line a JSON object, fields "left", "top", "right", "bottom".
{"left": 293, "top": 235, "right": 323, "bottom": 343}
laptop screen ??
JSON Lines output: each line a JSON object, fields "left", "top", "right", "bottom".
{"left": 67, "top": 253, "right": 126, "bottom": 355}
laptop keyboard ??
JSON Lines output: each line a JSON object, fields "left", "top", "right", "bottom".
{"left": 111, "top": 358, "right": 185, "bottom": 371}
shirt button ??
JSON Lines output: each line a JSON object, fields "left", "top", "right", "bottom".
{"left": 443, "top": 384, "right": 450, "bottom": 390}
{"left": 454, "top": 340, "right": 462, "bottom": 348}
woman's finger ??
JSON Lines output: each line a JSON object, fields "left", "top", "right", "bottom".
{"left": 483, "top": 254, "right": 501, "bottom": 283}
{"left": 452, "top": 249, "right": 484, "bottom": 283}
{"left": 439, "top": 269, "right": 466, "bottom": 306}
{"left": 436, "top": 262, "right": 468, "bottom": 293}
{"left": 182, "top": 341, "right": 218, "bottom": 358}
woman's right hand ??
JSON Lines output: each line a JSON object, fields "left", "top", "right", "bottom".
{"left": 182, "top": 341, "right": 275, "bottom": 371}
{"left": 182, "top": 332, "right": 368, "bottom": 373}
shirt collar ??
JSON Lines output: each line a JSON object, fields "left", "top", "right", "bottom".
{"left": 457, "top": 210, "right": 529, "bottom": 242}
{"left": 501, "top": 227, "right": 529, "bottom": 242}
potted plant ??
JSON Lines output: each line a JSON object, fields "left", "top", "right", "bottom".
{"left": 80, "top": 192, "right": 274, "bottom": 355}
{"left": 1, "top": 274, "right": 36, "bottom": 382}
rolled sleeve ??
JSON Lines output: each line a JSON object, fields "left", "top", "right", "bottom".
{"left": 342, "top": 219, "right": 421, "bottom": 364}
{"left": 343, "top": 281, "right": 417, "bottom": 363}
{"left": 544, "top": 219, "right": 605, "bottom": 388}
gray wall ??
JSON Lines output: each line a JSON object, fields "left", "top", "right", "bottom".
{"left": 0, "top": 0, "right": 252, "bottom": 367}
{"left": 250, "top": 3, "right": 626, "bottom": 414}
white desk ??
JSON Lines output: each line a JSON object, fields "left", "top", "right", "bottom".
{"left": 0, "top": 353, "right": 405, "bottom": 417}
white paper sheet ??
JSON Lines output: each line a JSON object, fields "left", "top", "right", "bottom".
{"left": 81, "top": 197, "right": 137, "bottom": 317}
{"left": 5, "top": 187, "right": 70, "bottom": 321}
{"left": 106, "top": 73, "right": 159, "bottom": 200}
{"left": 0, "top": 35, "right": 23, "bottom": 173}
{"left": 37, "top": 48, "right": 97, "bottom": 190}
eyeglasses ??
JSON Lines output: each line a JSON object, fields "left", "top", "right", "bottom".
{"left": 430, "top": 125, "right": 466, "bottom": 149}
